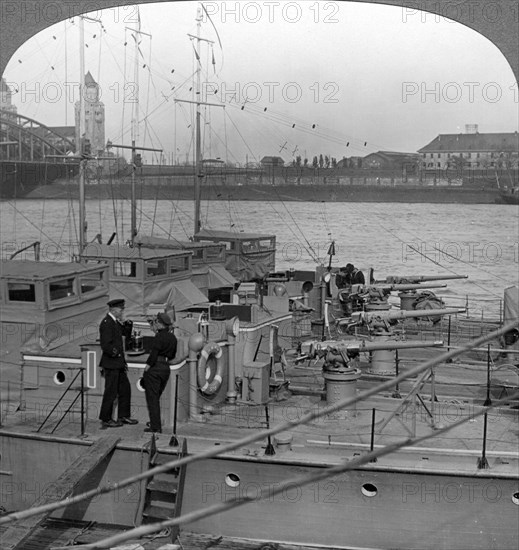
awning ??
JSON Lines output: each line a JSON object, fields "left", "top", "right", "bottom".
{"left": 208, "top": 265, "right": 237, "bottom": 288}
{"left": 504, "top": 286, "right": 518, "bottom": 324}
{"left": 166, "top": 279, "right": 208, "bottom": 311}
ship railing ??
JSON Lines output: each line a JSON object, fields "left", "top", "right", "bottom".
{"left": 373, "top": 340, "right": 518, "bottom": 457}
{"left": 438, "top": 293, "right": 503, "bottom": 323}
{"left": 36, "top": 367, "right": 86, "bottom": 436}
{"left": 2, "top": 321, "right": 518, "bottom": 548}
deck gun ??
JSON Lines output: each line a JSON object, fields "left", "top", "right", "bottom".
{"left": 381, "top": 274, "right": 468, "bottom": 310}
{"left": 333, "top": 307, "right": 464, "bottom": 374}
{"left": 342, "top": 282, "right": 448, "bottom": 313}
{"left": 337, "top": 307, "right": 465, "bottom": 333}
{"left": 295, "top": 333, "right": 446, "bottom": 376}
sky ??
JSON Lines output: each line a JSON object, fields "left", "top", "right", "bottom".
{"left": 2, "top": 1, "right": 518, "bottom": 165}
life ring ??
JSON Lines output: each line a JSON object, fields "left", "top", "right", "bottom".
{"left": 197, "top": 342, "right": 224, "bottom": 395}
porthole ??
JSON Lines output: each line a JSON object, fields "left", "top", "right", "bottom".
{"left": 512, "top": 492, "right": 519, "bottom": 505}
{"left": 225, "top": 473, "right": 240, "bottom": 488}
{"left": 361, "top": 483, "right": 378, "bottom": 497}
{"left": 53, "top": 371, "right": 66, "bottom": 385}
{"left": 136, "top": 378, "right": 145, "bottom": 392}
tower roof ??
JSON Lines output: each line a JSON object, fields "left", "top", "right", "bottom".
{"left": 84, "top": 71, "right": 97, "bottom": 85}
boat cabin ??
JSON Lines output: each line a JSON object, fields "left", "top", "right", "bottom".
{"left": 0, "top": 259, "right": 109, "bottom": 365}
{"left": 135, "top": 234, "right": 237, "bottom": 301}
{"left": 80, "top": 243, "right": 208, "bottom": 315}
{"left": 194, "top": 229, "right": 276, "bottom": 281}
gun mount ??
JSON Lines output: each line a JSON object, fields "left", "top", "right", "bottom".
{"left": 296, "top": 336, "right": 445, "bottom": 381}
{"left": 337, "top": 308, "right": 464, "bottom": 333}
{"left": 381, "top": 275, "right": 468, "bottom": 310}
{"left": 332, "top": 308, "right": 463, "bottom": 374}
{"left": 341, "top": 283, "right": 448, "bottom": 313}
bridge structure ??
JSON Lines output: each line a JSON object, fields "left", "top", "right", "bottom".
{"left": 0, "top": 108, "right": 76, "bottom": 161}
{"left": 0, "top": 109, "right": 79, "bottom": 198}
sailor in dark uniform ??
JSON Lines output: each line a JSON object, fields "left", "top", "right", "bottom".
{"left": 344, "top": 263, "right": 366, "bottom": 286}
{"left": 98, "top": 299, "right": 138, "bottom": 428}
{"left": 337, "top": 264, "right": 366, "bottom": 315}
{"left": 143, "top": 312, "right": 177, "bottom": 434}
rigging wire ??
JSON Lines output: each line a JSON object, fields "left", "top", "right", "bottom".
{"left": 268, "top": 189, "right": 320, "bottom": 263}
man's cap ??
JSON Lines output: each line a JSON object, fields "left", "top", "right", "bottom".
{"left": 156, "top": 312, "right": 172, "bottom": 326}
{"left": 107, "top": 298, "right": 125, "bottom": 308}
{"left": 345, "top": 263, "right": 354, "bottom": 271}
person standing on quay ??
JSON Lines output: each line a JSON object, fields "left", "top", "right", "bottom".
{"left": 98, "top": 299, "right": 139, "bottom": 428}
{"left": 143, "top": 312, "right": 177, "bottom": 434}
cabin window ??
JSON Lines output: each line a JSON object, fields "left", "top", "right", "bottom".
{"left": 242, "top": 240, "right": 258, "bottom": 252}
{"left": 80, "top": 271, "right": 107, "bottom": 295}
{"left": 206, "top": 246, "right": 225, "bottom": 262}
{"left": 259, "top": 239, "right": 274, "bottom": 250}
{"left": 219, "top": 241, "right": 234, "bottom": 251}
{"left": 7, "top": 282, "right": 36, "bottom": 302}
{"left": 113, "top": 261, "right": 137, "bottom": 278}
{"left": 169, "top": 257, "right": 189, "bottom": 274}
{"left": 193, "top": 249, "right": 205, "bottom": 261}
{"left": 146, "top": 259, "right": 168, "bottom": 277}
{"left": 49, "top": 278, "right": 76, "bottom": 301}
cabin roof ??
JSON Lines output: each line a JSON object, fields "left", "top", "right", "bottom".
{"left": 0, "top": 260, "right": 103, "bottom": 280}
{"left": 81, "top": 243, "right": 190, "bottom": 260}
{"left": 195, "top": 229, "right": 275, "bottom": 241}
{"left": 135, "top": 234, "right": 222, "bottom": 250}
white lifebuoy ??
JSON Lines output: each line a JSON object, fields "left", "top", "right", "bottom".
{"left": 197, "top": 342, "right": 224, "bottom": 395}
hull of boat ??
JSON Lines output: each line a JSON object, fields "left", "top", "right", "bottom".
{"left": 0, "top": 433, "right": 517, "bottom": 550}
{"left": 182, "top": 457, "right": 519, "bottom": 550}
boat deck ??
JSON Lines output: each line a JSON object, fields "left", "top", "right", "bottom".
{"left": 0, "top": 519, "right": 335, "bottom": 550}
{"left": 1, "top": 360, "right": 518, "bottom": 477}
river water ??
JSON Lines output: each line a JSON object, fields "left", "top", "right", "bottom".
{"left": 1, "top": 199, "right": 518, "bottom": 318}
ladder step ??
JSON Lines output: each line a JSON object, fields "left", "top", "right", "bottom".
{"left": 148, "top": 479, "right": 178, "bottom": 495}
{"left": 149, "top": 497, "right": 177, "bottom": 510}
{"left": 142, "top": 504, "right": 175, "bottom": 520}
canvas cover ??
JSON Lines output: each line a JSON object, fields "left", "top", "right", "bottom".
{"left": 226, "top": 250, "right": 273, "bottom": 281}
{"left": 503, "top": 286, "right": 518, "bottom": 324}
{"left": 106, "top": 279, "right": 208, "bottom": 316}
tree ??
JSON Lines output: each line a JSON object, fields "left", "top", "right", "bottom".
{"left": 319, "top": 154, "right": 324, "bottom": 168}
{"left": 296, "top": 155, "right": 302, "bottom": 167}
{"left": 324, "top": 155, "right": 330, "bottom": 168}
{"left": 312, "top": 156, "right": 318, "bottom": 168}
{"left": 331, "top": 157, "right": 337, "bottom": 168}
{"left": 304, "top": 158, "right": 308, "bottom": 167}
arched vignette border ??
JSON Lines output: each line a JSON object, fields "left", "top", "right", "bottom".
{"left": 0, "top": 0, "right": 518, "bottom": 83}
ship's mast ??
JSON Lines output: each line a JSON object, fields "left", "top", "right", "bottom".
{"left": 130, "top": 13, "right": 140, "bottom": 246}
{"left": 187, "top": 7, "right": 222, "bottom": 236}
{"left": 109, "top": 20, "right": 161, "bottom": 245}
{"left": 194, "top": 7, "right": 202, "bottom": 236}
{"left": 78, "top": 16, "right": 87, "bottom": 254}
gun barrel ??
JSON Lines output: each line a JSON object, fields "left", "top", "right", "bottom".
{"left": 340, "top": 340, "right": 444, "bottom": 352}
{"left": 385, "top": 275, "right": 468, "bottom": 284}
{"left": 390, "top": 283, "right": 447, "bottom": 291}
{"left": 355, "top": 308, "right": 464, "bottom": 323}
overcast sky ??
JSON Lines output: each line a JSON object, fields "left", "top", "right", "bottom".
{"left": 3, "top": 1, "right": 518, "bottom": 164}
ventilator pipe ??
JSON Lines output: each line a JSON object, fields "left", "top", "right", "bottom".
{"left": 321, "top": 272, "right": 332, "bottom": 320}
{"left": 302, "top": 280, "right": 314, "bottom": 308}
{"left": 188, "top": 333, "right": 205, "bottom": 420}
{"left": 225, "top": 317, "right": 240, "bottom": 403}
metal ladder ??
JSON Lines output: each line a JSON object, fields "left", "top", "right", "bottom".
{"left": 138, "top": 436, "right": 188, "bottom": 542}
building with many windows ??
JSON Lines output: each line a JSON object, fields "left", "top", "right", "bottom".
{"left": 419, "top": 129, "right": 519, "bottom": 170}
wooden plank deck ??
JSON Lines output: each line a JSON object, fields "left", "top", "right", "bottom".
{"left": 1, "top": 435, "right": 121, "bottom": 550}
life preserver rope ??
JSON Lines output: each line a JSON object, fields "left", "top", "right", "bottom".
{"left": 197, "top": 341, "right": 224, "bottom": 395}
